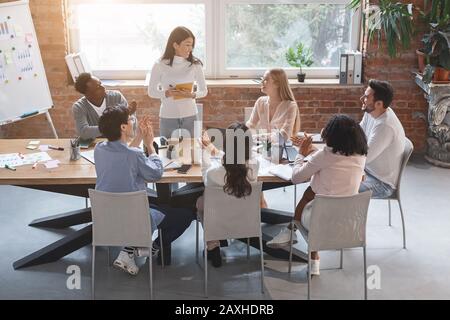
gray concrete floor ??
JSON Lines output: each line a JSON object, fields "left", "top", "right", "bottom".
{"left": 0, "top": 154, "right": 449, "bottom": 300}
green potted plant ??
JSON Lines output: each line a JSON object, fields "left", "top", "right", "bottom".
{"left": 420, "top": 1, "right": 450, "bottom": 83}
{"left": 348, "top": 0, "right": 415, "bottom": 58}
{"left": 285, "top": 42, "right": 314, "bottom": 82}
{"left": 422, "top": 22, "right": 450, "bottom": 83}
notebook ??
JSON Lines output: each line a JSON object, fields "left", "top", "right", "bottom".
{"left": 174, "top": 82, "right": 193, "bottom": 100}
{"left": 81, "top": 150, "right": 95, "bottom": 164}
{"left": 161, "top": 156, "right": 182, "bottom": 171}
{"left": 269, "top": 164, "right": 293, "bottom": 181}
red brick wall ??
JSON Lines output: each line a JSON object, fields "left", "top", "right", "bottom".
{"left": 0, "top": 0, "right": 428, "bottom": 151}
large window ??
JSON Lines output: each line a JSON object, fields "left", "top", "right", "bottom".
{"left": 68, "top": 0, "right": 360, "bottom": 79}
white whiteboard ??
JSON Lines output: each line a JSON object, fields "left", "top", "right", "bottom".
{"left": 0, "top": 0, "right": 53, "bottom": 125}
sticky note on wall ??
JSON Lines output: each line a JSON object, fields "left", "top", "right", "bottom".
{"left": 25, "top": 33, "right": 33, "bottom": 43}
{"left": 5, "top": 52, "right": 12, "bottom": 64}
{"left": 14, "top": 24, "right": 23, "bottom": 37}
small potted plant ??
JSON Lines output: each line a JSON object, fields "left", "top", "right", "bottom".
{"left": 416, "top": 0, "right": 450, "bottom": 82}
{"left": 285, "top": 42, "right": 314, "bottom": 82}
{"left": 422, "top": 20, "right": 450, "bottom": 83}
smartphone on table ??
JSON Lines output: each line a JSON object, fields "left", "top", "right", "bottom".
{"left": 177, "top": 164, "right": 192, "bottom": 174}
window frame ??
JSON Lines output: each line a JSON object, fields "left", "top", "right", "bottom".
{"left": 67, "top": 0, "right": 361, "bottom": 80}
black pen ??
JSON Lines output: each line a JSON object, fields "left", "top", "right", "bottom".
{"left": 5, "top": 164, "right": 16, "bottom": 171}
{"left": 49, "top": 145, "right": 64, "bottom": 151}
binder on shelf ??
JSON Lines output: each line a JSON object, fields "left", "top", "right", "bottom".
{"left": 347, "top": 53, "right": 355, "bottom": 84}
{"left": 65, "top": 52, "right": 91, "bottom": 83}
{"left": 339, "top": 53, "right": 348, "bottom": 84}
{"left": 353, "top": 51, "right": 362, "bottom": 84}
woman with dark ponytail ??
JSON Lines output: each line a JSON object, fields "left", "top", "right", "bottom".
{"left": 196, "top": 122, "right": 259, "bottom": 268}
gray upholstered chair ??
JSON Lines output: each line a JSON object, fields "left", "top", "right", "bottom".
{"left": 89, "top": 189, "right": 163, "bottom": 300}
{"left": 377, "top": 137, "right": 414, "bottom": 249}
{"left": 288, "top": 191, "right": 372, "bottom": 300}
{"left": 197, "top": 183, "right": 264, "bottom": 297}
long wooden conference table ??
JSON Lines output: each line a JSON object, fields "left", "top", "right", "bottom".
{"left": 0, "top": 139, "right": 308, "bottom": 269}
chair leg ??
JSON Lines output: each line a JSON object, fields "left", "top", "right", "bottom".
{"left": 107, "top": 247, "right": 111, "bottom": 267}
{"left": 363, "top": 246, "right": 367, "bottom": 300}
{"left": 159, "top": 229, "right": 164, "bottom": 268}
{"left": 307, "top": 252, "right": 311, "bottom": 300}
{"left": 259, "top": 236, "right": 265, "bottom": 294}
{"left": 340, "top": 249, "right": 343, "bottom": 269}
{"left": 204, "top": 241, "right": 208, "bottom": 298}
{"left": 247, "top": 238, "right": 250, "bottom": 260}
{"left": 91, "top": 246, "right": 95, "bottom": 300}
{"left": 388, "top": 200, "right": 392, "bottom": 227}
{"left": 293, "top": 185, "right": 297, "bottom": 211}
{"left": 196, "top": 220, "right": 199, "bottom": 264}
{"left": 398, "top": 199, "right": 407, "bottom": 249}
{"left": 288, "top": 222, "right": 294, "bottom": 274}
{"left": 149, "top": 243, "right": 153, "bottom": 300}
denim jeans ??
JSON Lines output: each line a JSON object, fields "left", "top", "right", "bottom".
{"left": 359, "top": 171, "right": 395, "bottom": 198}
{"left": 159, "top": 114, "right": 198, "bottom": 139}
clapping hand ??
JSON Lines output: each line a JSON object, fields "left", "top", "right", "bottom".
{"left": 291, "top": 133, "right": 317, "bottom": 157}
{"left": 291, "top": 135, "right": 306, "bottom": 148}
{"left": 139, "top": 116, "right": 155, "bottom": 153}
{"left": 200, "top": 130, "right": 211, "bottom": 148}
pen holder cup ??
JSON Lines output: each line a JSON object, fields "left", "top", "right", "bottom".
{"left": 70, "top": 146, "right": 81, "bottom": 161}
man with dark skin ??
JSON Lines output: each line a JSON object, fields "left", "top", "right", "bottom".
{"left": 72, "top": 72, "right": 137, "bottom": 140}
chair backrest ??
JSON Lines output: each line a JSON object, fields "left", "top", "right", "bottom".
{"left": 88, "top": 189, "right": 152, "bottom": 248}
{"left": 203, "top": 183, "right": 263, "bottom": 242}
{"left": 308, "top": 191, "right": 372, "bottom": 252}
{"left": 396, "top": 137, "right": 414, "bottom": 192}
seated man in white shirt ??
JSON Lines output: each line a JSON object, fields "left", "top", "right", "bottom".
{"left": 359, "top": 79, "right": 406, "bottom": 198}
{"left": 72, "top": 72, "right": 137, "bottom": 140}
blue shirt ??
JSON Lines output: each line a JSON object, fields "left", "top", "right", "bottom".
{"left": 94, "top": 140, "right": 165, "bottom": 230}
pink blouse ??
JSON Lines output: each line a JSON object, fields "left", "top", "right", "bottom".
{"left": 246, "top": 96, "right": 300, "bottom": 140}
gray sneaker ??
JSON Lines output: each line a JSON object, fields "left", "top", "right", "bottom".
{"left": 266, "top": 227, "right": 298, "bottom": 248}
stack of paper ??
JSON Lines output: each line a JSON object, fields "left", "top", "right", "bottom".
{"left": 269, "top": 164, "right": 293, "bottom": 181}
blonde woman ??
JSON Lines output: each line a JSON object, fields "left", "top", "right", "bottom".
{"left": 246, "top": 68, "right": 300, "bottom": 142}
{"left": 246, "top": 68, "right": 300, "bottom": 207}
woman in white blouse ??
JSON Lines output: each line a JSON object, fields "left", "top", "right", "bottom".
{"left": 246, "top": 68, "right": 300, "bottom": 142}
{"left": 148, "top": 26, "right": 207, "bottom": 139}
{"left": 267, "top": 114, "right": 368, "bottom": 276}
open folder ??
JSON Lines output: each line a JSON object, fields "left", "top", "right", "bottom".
{"left": 174, "top": 82, "right": 193, "bottom": 100}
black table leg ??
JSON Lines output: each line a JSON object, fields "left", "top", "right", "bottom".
{"left": 29, "top": 208, "right": 92, "bottom": 229}
{"left": 13, "top": 225, "right": 93, "bottom": 270}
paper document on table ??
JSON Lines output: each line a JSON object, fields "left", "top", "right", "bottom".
{"left": 161, "top": 156, "right": 182, "bottom": 170}
{"left": 269, "top": 164, "right": 293, "bottom": 181}
{"left": 256, "top": 155, "right": 273, "bottom": 176}
{"left": 44, "top": 160, "right": 60, "bottom": 169}
{"left": 0, "top": 152, "right": 52, "bottom": 168}
{"left": 81, "top": 150, "right": 95, "bottom": 164}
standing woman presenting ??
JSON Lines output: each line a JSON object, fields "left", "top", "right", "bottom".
{"left": 148, "top": 26, "right": 207, "bottom": 139}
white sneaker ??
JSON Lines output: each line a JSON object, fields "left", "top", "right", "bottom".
{"left": 134, "top": 244, "right": 159, "bottom": 258}
{"left": 310, "top": 259, "right": 320, "bottom": 276}
{"left": 266, "top": 227, "right": 298, "bottom": 248}
{"left": 113, "top": 250, "right": 139, "bottom": 276}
